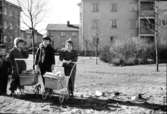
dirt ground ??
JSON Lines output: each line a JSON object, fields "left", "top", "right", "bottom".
{"left": 0, "top": 56, "right": 167, "bottom": 114}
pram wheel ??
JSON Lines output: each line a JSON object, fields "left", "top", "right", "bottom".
{"left": 59, "top": 93, "right": 69, "bottom": 104}
{"left": 42, "top": 88, "right": 52, "bottom": 100}
{"left": 59, "top": 95, "right": 65, "bottom": 104}
{"left": 33, "top": 84, "right": 40, "bottom": 95}
{"left": 42, "top": 91, "right": 49, "bottom": 100}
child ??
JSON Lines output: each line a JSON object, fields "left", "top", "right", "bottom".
{"left": 7, "top": 37, "right": 28, "bottom": 95}
{"left": 59, "top": 39, "right": 78, "bottom": 97}
{"left": 0, "top": 44, "right": 11, "bottom": 95}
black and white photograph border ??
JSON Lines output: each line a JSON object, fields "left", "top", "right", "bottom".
{"left": 0, "top": 0, "right": 167, "bottom": 114}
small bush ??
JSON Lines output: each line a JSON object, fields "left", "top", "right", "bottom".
{"left": 99, "top": 46, "right": 112, "bottom": 63}
{"left": 100, "top": 38, "right": 155, "bottom": 66}
{"left": 158, "top": 46, "right": 167, "bottom": 63}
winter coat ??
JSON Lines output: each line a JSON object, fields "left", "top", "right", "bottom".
{"left": 35, "top": 43, "right": 55, "bottom": 75}
{"left": 59, "top": 48, "right": 78, "bottom": 76}
{"left": 0, "top": 57, "right": 11, "bottom": 93}
{"left": 7, "top": 47, "right": 28, "bottom": 75}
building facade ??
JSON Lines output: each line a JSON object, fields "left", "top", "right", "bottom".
{"left": 46, "top": 24, "right": 79, "bottom": 50}
{"left": 0, "top": 0, "right": 21, "bottom": 49}
{"left": 20, "top": 29, "right": 43, "bottom": 48}
{"left": 80, "top": 0, "right": 167, "bottom": 52}
{"left": 158, "top": 0, "right": 167, "bottom": 47}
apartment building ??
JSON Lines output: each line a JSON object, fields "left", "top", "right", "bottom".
{"left": 0, "top": 0, "right": 21, "bottom": 49}
{"left": 46, "top": 24, "right": 79, "bottom": 50}
{"left": 79, "top": 0, "right": 167, "bottom": 52}
{"left": 20, "top": 29, "right": 43, "bottom": 48}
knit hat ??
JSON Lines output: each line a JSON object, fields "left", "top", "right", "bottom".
{"left": 66, "top": 38, "right": 73, "bottom": 44}
{"left": 42, "top": 36, "right": 51, "bottom": 41}
{"left": 14, "top": 37, "right": 25, "bottom": 47}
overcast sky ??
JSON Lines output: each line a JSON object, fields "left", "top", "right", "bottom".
{"left": 7, "top": 0, "right": 81, "bottom": 34}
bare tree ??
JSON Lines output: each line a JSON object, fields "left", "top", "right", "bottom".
{"left": 16, "top": 0, "right": 46, "bottom": 68}
{"left": 92, "top": 36, "right": 99, "bottom": 65}
{"left": 16, "top": 0, "right": 46, "bottom": 29}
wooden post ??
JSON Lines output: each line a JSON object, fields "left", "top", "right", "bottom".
{"left": 95, "top": 37, "right": 99, "bottom": 65}
{"left": 166, "top": 63, "right": 167, "bottom": 102}
{"left": 30, "top": 28, "right": 35, "bottom": 70}
{"left": 155, "top": 0, "right": 159, "bottom": 72}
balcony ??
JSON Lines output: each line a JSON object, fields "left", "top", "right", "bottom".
{"left": 140, "top": 10, "right": 155, "bottom": 17}
{"left": 140, "top": 1, "right": 155, "bottom": 17}
{"left": 140, "top": 18, "right": 155, "bottom": 34}
{"left": 140, "top": 29, "right": 154, "bottom": 35}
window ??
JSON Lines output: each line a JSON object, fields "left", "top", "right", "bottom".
{"left": 110, "top": 36, "right": 114, "bottom": 42}
{"left": 14, "top": 10, "right": 19, "bottom": 18}
{"left": 92, "top": 19, "right": 99, "bottom": 30}
{"left": 60, "top": 32, "right": 65, "bottom": 37}
{"left": 110, "top": 3, "right": 117, "bottom": 12}
{"left": 161, "top": 16, "right": 167, "bottom": 26}
{"left": 72, "top": 32, "right": 77, "bottom": 37}
{"left": 110, "top": 36, "right": 117, "bottom": 43}
{"left": 92, "top": 3, "right": 99, "bottom": 12}
{"left": 3, "top": 35, "right": 7, "bottom": 43}
{"left": 9, "top": 10, "right": 12, "bottom": 17}
{"left": 9, "top": 23, "right": 13, "bottom": 29}
{"left": 3, "top": 21, "right": 7, "bottom": 29}
{"left": 140, "top": 2, "right": 154, "bottom": 11}
{"left": 111, "top": 19, "right": 117, "bottom": 28}
{"left": 3, "top": 7, "right": 7, "bottom": 15}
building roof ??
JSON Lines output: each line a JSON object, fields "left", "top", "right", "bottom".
{"left": 46, "top": 24, "right": 79, "bottom": 31}
{"left": 21, "top": 29, "right": 43, "bottom": 36}
{"left": 5, "top": 0, "right": 22, "bottom": 11}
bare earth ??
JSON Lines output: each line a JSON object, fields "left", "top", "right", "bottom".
{"left": 0, "top": 56, "right": 166, "bottom": 114}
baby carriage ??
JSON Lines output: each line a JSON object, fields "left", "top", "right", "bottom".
{"left": 41, "top": 63, "right": 77, "bottom": 104}
{"left": 14, "top": 58, "right": 40, "bottom": 94}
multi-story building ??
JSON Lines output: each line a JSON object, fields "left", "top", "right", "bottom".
{"left": 79, "top": 0, "right": 167, "bottom": 52}
{"left": 46, "top": 24, "right": 79, "bottom": 50}
{"left": 0, "top": 0, "right": 21, "bottom": 48}
{"left": 20, "top": 29, "right": 43, "bottom": 48}
{"left": 157, "top": 0, "right": 167, "bottom": 46}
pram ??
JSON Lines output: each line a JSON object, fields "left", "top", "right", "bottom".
{"left": 14, "top": 58, "right": 40, "bottom": 94}
{"left": 41, "top": 63, "right": 77, "bottom": 104}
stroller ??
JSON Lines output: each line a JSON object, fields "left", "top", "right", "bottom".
{"left": 41, "top": 63, "right": 77, "bottom": 104}
{"left": 13, "top": 58, "right": 40, "bottom": 95}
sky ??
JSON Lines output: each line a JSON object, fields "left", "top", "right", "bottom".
{"left": 7, "top": 0, "right": 81, "bottom": 34}
{"left": 39, "top": 0, "right": 81, "bottom": 34}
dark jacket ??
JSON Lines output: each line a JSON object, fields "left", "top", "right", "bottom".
{"left": 59, "top": 48, "right": 78, "bottom": 62}
{"left": 0, "top": 58, "right": 11, "bottom": 75}
{"left": 59, "top": 48, "right": 78, "bottom": 76}
{"left": 0, "top": 58, "right": 11, "bottom": 93}
{"left": 7, "top": 47, "right": 28, "bottom": 75}
{"left": 35, "top": 43, "right": 55, "bottom": 74}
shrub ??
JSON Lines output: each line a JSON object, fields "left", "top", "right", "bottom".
{"left": 100, "top": 38, "right": 155, "bottom": 66}
{"left": 158, "top": 45, "right": 167, "bottom": 63}
{"left": 99, "top": 46, "right": 112, "bottom": 63}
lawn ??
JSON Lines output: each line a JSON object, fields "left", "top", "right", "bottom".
{"left": 0, "top": 55, "right": 166, "bottom": 114}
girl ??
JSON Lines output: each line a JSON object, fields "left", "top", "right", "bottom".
{"left": 59, "top": 39, "right": 78, "bottom": 97}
